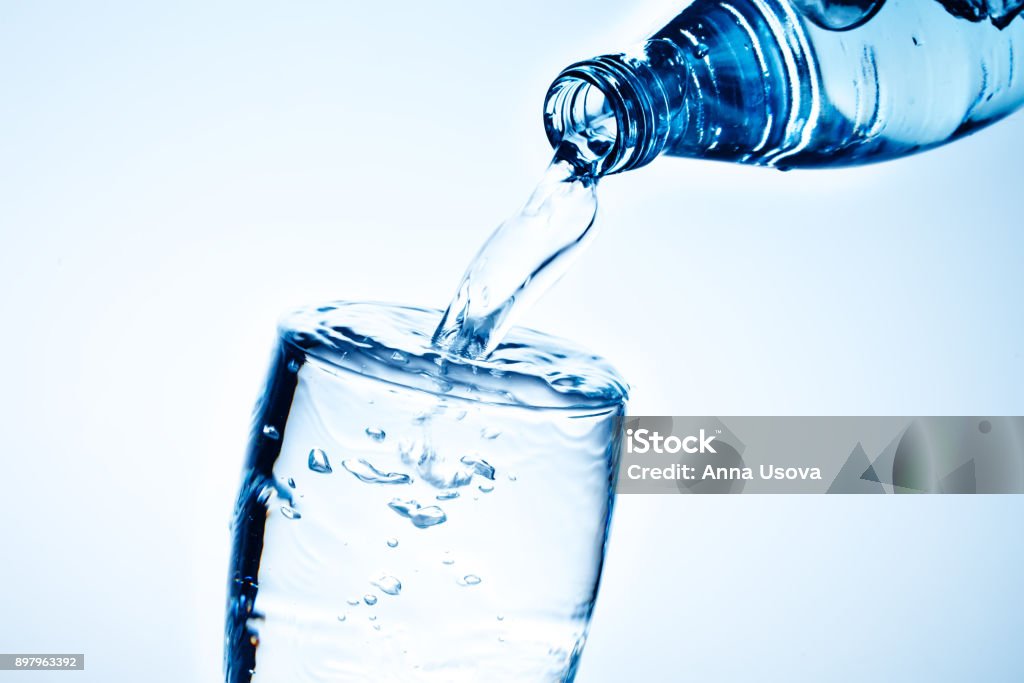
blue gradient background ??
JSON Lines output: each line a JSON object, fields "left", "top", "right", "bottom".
{"left": 1, "top": 1, "right": 1022, "bottom": 681}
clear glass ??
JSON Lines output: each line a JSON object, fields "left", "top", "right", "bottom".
{"left": 225, "top": 302, "right": 627, "bottom": 683}
{"left": 545, "top": 0, "right": 1024, "bottom": 172}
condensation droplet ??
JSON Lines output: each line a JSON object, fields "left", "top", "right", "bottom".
{"left": 480, "top": 428, "right": 501, "bottom": 440}
{"left": 346, "top": 598, "right": 361, "bottom": 606}
{"left": 386, "top": 538, "right": 399, "bottom": 548}
{"left": 287, "top": 478, "right": 296, "bottom": 488}
{"left": 479, "top": 484, "right": 494, "bottom": 493}
{"left": 363, "top": 594, "right": 378, "bottom": 606}
{"left": 337, "top": 614, "right": 347, "bottom": 622}
{"left": 436, "top": 490, "right": 460, "bottom": 500}
{"left": 458, "top": 575, "right": 482, "bottom": 587}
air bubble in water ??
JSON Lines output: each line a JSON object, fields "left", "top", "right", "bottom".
{"left": 262, "top": 425, "right": 280, "bottom": 440}
{"left": 280, "top": 506, "right": 301, "bottom": 520}
{"left": 308, "top": 448, "right": 332, "bottom": 473}
{"left": 365, "top": 427, "right": 386, "bottom": 441}
{"left": 401, "top": 439, "right": 475, "bottom": 488}
{"left": 460, "top": 455, "right": 495, "bottom": 480}
{"left": 363, "top": 594, "right": 378, "bottom": 606}
{"left": 343, "top": 459, "right": 412, "bottom": 485}
{"left": 458, "top": 575, "right": 482, "bottom": 586}
{"left": 372, "top": 576, "right": 402, "bottom": 596}
{"left": 388, "top": 499, "right": 447, "bottom": 528}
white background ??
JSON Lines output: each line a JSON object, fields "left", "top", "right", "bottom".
{"left": 2, "top": 1, "right": 1023, "bottom": 680}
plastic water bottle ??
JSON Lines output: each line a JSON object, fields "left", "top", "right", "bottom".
{"left": 544, "top": 0, "right": 1024, "bottom": 172}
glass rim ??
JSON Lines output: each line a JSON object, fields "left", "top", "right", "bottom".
{"left": 277, "top": 300, "right": 629, "bottom": 412}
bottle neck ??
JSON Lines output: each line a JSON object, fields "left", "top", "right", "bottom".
{"left": 543, "top": 44, "right": 688, "bottom": 175}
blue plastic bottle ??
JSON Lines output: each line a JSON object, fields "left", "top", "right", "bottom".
{"left": 544, "top": 0, "right": 1024, "bottom": 172}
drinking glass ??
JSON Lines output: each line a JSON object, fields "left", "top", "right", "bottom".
{"left": 225, "top": 302, "right": 627, "bottom": 682}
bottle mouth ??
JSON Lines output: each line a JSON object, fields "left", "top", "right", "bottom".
{"left": 544, "top": 72, "right": 620, "bottom": 175}
{"left": 544, "top": 56, "right": 668, "bottom": 175}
